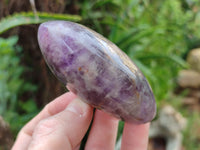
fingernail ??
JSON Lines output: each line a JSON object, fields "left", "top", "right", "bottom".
{"left": 66, "top": 98, "right": 89, "bottom": 117}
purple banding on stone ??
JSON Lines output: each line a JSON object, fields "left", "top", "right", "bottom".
{"left": 38, "top": 21, "right": 156, "bottom": 124}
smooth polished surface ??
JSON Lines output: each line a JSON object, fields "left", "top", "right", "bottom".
{"left": 38, "top": 21, "right": 156, "bottom": 124}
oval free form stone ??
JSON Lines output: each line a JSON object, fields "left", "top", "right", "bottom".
{"left": 38, "top": 21, "right": 156, "bottom": 124}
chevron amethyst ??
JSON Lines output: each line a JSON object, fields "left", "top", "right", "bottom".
{"left": 38, "top": 21, "right": 156, "bottom": 124}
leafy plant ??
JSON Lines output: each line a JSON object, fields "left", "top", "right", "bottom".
{"left": 0, "top": 36, "right": 38, "bottom": 134}
{"left": 0, "top": 11, "right": 82, "bottom": 34}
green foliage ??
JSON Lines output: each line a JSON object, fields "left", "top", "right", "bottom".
{"left": 117, "top": 121, "right": 124, "bottom": 140}
{"left": 79, "top": 0, "right": 120, "bottom": 35}
{"left": 0, "top": 11, "right": 82, "bottom": 34}
{"left": 167, "top": 94, "right": 200, "bottom": 150}
{"left": 183, "top": 112, "right": 200, "bottom": 150}
{"left": 0, "top": 36, "right": 38, "bottom": 134}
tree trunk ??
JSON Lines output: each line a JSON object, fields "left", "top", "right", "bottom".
{"left": 0, "top": 116, "right": 14, "bottom": 150}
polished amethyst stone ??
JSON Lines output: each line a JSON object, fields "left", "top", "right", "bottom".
{"left": 38, "top": 21, "right": 156, "bottom": 124}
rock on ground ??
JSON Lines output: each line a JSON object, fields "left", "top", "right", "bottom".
{"left": 187, "top": 48, "right": 200, "bottom": 73}
{"left": 177, "top": 70, "right": 200, "bottom": 88}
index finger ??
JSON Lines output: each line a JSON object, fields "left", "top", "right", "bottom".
{"left": 121, "top": 123, "right": 149, "bottom": 150}
{"left": 12, "top": 92, "right": 76, "bottom": 150}
{"left": 23, "top": 92, "right": 77, "bottom": 135}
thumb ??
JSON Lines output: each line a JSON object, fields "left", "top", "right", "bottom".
{"left": 28, "top": 98, "right": 93, "bottom": 150}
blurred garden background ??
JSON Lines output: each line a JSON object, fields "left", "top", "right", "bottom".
{"left": 0, "top": 0, "right": 200, "bottom": 149}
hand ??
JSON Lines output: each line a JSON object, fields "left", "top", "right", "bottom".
{"left": 12, "top": 92, "right": 149, "bottom": 150}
